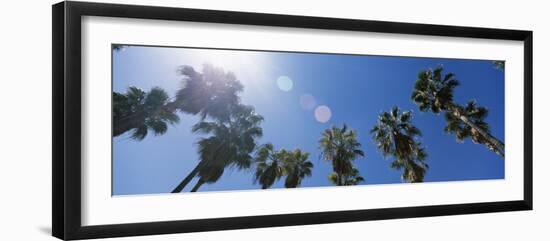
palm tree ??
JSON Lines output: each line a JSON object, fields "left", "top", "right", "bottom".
{"left": 171, "top": 64, "right": 260, "bottom": 193}
{"left": 253, "top": 143, "right": 287, "bottom": 189}
{"left": 444, "top": 100, "right": 504, "bottom": 157}
{"left": 172, "top": 105, "right": 263, "bottom": 193}
{"left": 319, "top": 124, "right": 365, "bottom": 186}
{"left": 173, "top": 64, "right": 244, "bottom": 122}
{"left": 112, "top": 44, "right": 128, "bottom": 52}
{"left": 113, "top": 86, "right": 179, "bottom": 140}
{"left": 371, "top": 106, "right": 428, "bottom": 182}
{"left": 283, "top": 149, "right": 313, "bottom": 188}
{"left": 253, "top": 145, "right": 313, "bottom": 189}
{"left": 113, "top": 64, "right": 245, "bottom": 141}
{"left": 492, "top": 61, "right": 505, "bottom": 71}
{"left": 411, "top": 66, "right": 505, "bottom": 157}
{"left": 328, "top": 168, "right": 364, "bottom": 186}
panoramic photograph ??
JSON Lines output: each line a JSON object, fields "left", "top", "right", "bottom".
{"left": 111, "top": 44, "right": 505, "bottom": 195}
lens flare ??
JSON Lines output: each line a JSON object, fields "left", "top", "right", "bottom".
{"left": 314, "top": 105, "right": 332, "bottom": 123}
{"left": 276, "top": 76, "right": 293, "bottom": 91}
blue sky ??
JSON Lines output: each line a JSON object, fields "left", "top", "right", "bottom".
{"left": 112, "top": 45, "right": 504, "bottom": 195}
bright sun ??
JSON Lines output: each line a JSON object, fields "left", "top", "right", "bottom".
{"left": 183, "top": 49, "right": 271, "bottom": 89}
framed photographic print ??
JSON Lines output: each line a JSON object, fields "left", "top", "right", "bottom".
{"left": 52, "top": 1, "right": 533, "bottom": 240}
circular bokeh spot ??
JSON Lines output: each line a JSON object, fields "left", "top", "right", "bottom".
{"left": 314, "top": 105, "right": 332, "bottom": 123}
{"left": 276, "top": 76, "right": 293, "bottom": 92}
{"left": 299, "top": 94, "right": 317, "bottom": 110}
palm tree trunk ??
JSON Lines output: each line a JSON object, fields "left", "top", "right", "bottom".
{"left": 190, "top": 179, "right": 206, "bottom": 192}
{"left": 449, "top": 106, "right": 505, "bottom": 158}
{"left": 342, "top": 174, "right": 348, "bottom": 186}
{"left": 171, "top": 162, "right": 203, "bottom": 193}
{"left": 334, "top": 155, "right": 344, "bottom": 186}
{"left": 492, "top": 145, "right": 505, "bottom": 158}
{"left": 485, "top": 142, "right": 505, "bottom": 158}
{"left": 174, "top": 141, "right": 226, "bottom": 192}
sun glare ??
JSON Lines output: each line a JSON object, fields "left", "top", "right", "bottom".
{"left": 315, "top": 105, "right": 332, "bottom": 123}
{"left": 180, "top": 49, "right": 271, "bottom": 90}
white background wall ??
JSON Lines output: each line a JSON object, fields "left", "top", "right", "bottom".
{"left": 0, "top": 0, "right": 547, "bottom": 240}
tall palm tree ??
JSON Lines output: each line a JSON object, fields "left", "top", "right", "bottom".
{"left": 371, "top": 106, "right": 428, "bottom": 182}
{"left": 113, "top": 86, "right": 179, "bottom": 140}
{"left": 172, "top": 105, "right": 263, "bottom": 193}
{"left": 283, "top": 149, "right": 314, "bottom": 188}
{"left": 411, "top": 66, "right": 505, "bottom": 157}
{"left": 171, "top": 64, "right": 259, "bottom": 192}
{"left": 253, "top": 143, "right": 287, "bottom": 189}
{"left": 173, "top": 64, "right": 244, "bottom": 122}
{"left": 444, "top": 100, "right": 504, "bottom": 157}
{"left": 319, "top": 124, "right": 365, "bottom": 186}
{"left": 328, "top": 168, "right": 364, "bottom": 186}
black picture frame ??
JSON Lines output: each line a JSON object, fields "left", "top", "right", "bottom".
{"left": 52, "top": 1, "right": 533, "bottom": 240}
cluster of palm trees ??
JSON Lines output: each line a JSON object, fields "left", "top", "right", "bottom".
{"left": 254, "top": 144, "right": 313, "bottom": 189}
{"left": 366, "top": 65, "right": 505, "bottom": 182}
{"left": 114, "top": 63, "right": 317, "bottom": 192}
{"left": 411, "top": 66, "right": 505, "bottom": 158}
{"left": 113, "top": 51, "right": 504, "bottom": 192}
